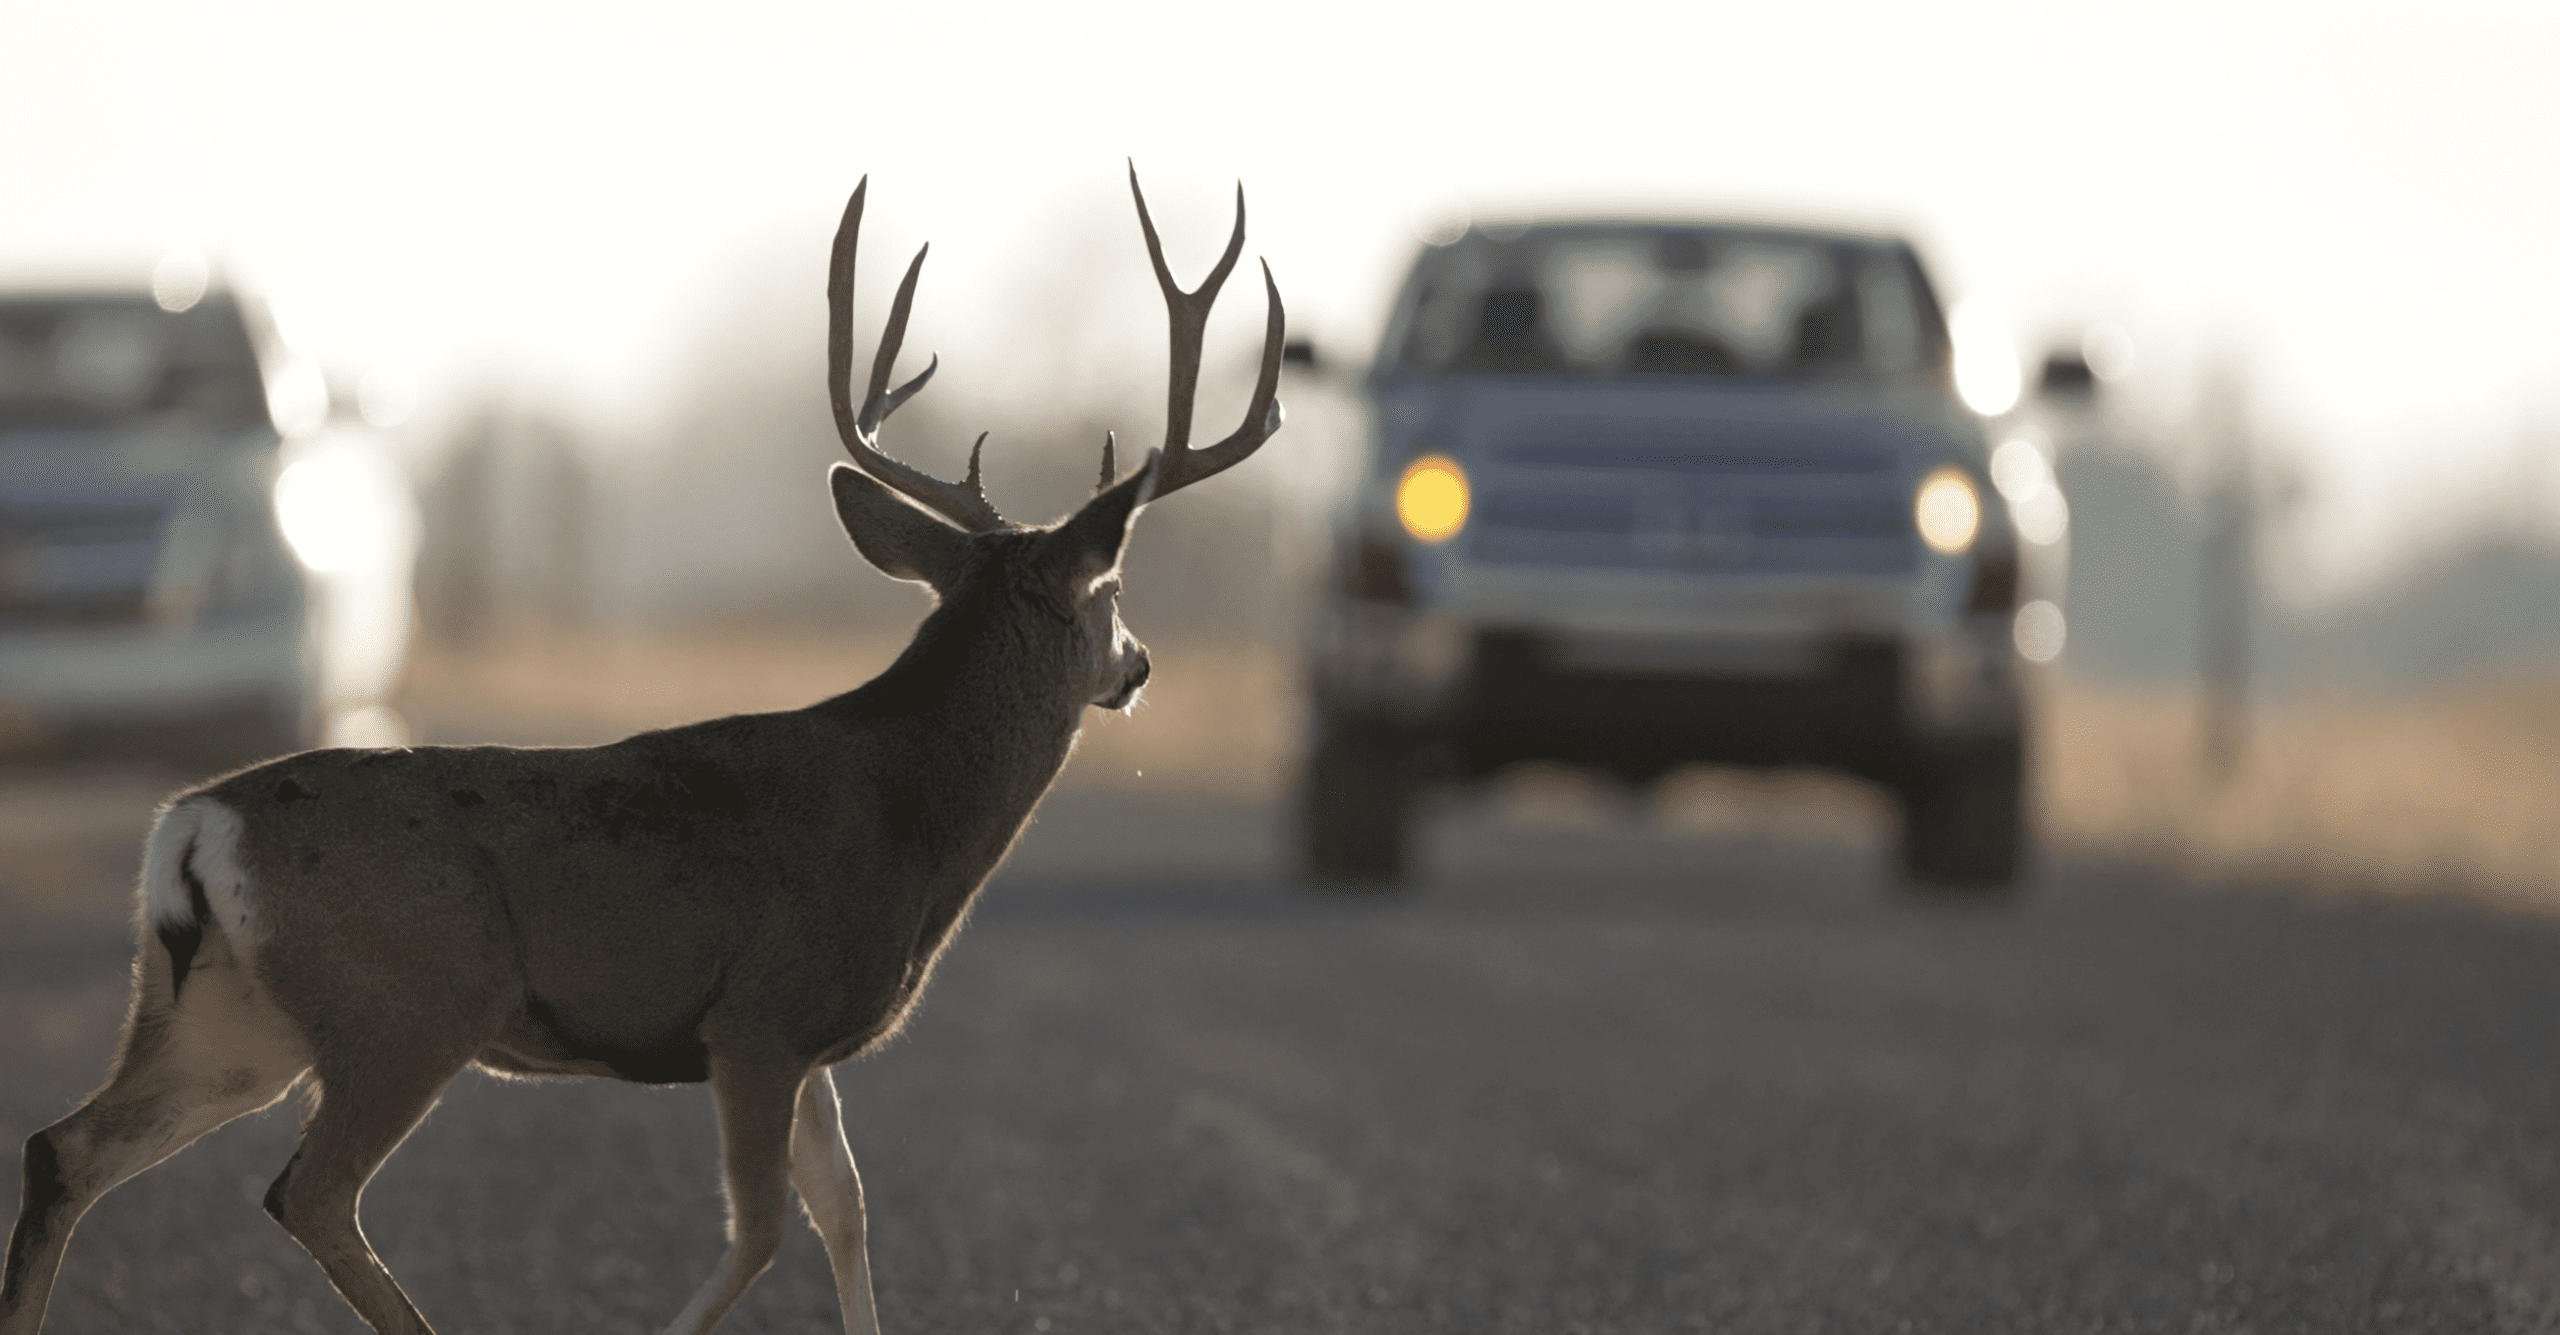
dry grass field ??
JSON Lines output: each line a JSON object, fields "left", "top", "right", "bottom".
{"left": 2042, "top": 674, "right": 2560, "bottom": 912}
{"left": 399, "top": 623, "right": 2560, "bottom": 910}
{"left": 400, "top": 622, "right": 1302, "bottom": 797}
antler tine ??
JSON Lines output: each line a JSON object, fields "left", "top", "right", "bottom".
{"left": 1127, "top": 166, "right": 1283, "bottom": 503}
{"left": 858, "top": 244, "right": 937, "bottom": 437}
{"left": 825, "top": 177, "right": 870, "bottom": 452}
{"left": 825, "top": 178, "right": 1007, "bottom": 532}
{"left": 1130, "top": 164, "right": 1247, "bottom": 458}
{"left": 1197, "top": 260, "right": 1287, "bottom": 454}
{"left": 1150, "top": 258, "right": 1287, "bottom": 502}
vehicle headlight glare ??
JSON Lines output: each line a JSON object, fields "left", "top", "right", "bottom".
{"left": 1914, "top": 466, "right": 1981, "bottom": 555}
{"left": 275, "top": 457, "right": 365, "bottom": 572}
{"left": 1396, "top": 453, "right": 1471, "bottom": 545}
{"left": 1949, "top": 300, "right": 2021, "bottom": 417}
{"left": 274, "top": 449, "right": 413, "bottom": 575}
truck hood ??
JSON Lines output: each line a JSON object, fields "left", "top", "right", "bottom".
{"left": 1386, "top": 377, "right": 1978, "bottom": 473}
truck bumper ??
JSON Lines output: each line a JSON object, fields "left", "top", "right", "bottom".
{"left": 1313, "top": 605, "right": 2022, "bottom": 782}
{"left": 0, "top": 615, "right": 307, "bottom": 735}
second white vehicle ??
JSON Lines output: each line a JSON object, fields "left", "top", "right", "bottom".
{"left": 0, "top": 276, "right": 417, "bottom": 762}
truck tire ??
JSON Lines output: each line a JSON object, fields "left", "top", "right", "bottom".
{"left": 1896, "top": 734, "right": 2026, "bottom": 893}
{"left": 1299, "top": 719, "right": 1418, "bottom": 890}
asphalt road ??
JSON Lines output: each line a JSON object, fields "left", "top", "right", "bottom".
{"left": 3, "top": 764, "right": 2556, "bottom": 1334}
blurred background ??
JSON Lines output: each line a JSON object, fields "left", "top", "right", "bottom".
{"left": 4, "top": 0, "right": 2556, "bottom": 902}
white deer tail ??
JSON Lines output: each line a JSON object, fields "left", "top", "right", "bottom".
{"left": 141, "top": 797, "right": 258, "bottom": 998}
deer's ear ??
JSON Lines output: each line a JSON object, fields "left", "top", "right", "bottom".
{"left": 831, "top": 463, "right": 972, "bottom": 591}
{"left": 1043, "top": 449, "right": 1157, "bottom": 590}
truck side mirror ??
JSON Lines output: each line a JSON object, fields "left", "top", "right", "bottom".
{"left": 2037, "top": 350, "right": 2098, "bottom": 400}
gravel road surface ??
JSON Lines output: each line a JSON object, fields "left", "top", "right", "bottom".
{"left": 4, "top": 764, "right": 2556, "bottom": 1334}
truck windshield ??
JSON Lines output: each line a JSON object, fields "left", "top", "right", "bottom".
{"left": 1386, "top": 227, "right": 1948, "bottom": 383}
{"left": 0, "top": 294, "right": 271, "bottom": 435}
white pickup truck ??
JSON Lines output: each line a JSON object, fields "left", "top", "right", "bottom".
{"left": 0, "top": 280, "right": 415, "bottom": 762}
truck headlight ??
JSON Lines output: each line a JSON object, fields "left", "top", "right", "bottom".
{"left": 273, "top": 446, "right": 415, "bottom": 576}
{"left": 1914, "top": 466, "right": 1981, "bottom": 555}
{"left": 1397, "top": 454, "right": 1471, "bottom": 545}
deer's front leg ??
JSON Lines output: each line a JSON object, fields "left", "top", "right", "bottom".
{"left": 661, "top": 1052, "right": 807, "bottom": 1335}
{"left": 791, "top": 1066, "right": 882, "bottom": 1335}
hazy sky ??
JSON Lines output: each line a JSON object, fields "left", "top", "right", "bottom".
{"left": 6, "top": 0, "right": 2553, "bottom": 596}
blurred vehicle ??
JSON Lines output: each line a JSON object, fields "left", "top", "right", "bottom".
{"left": 0, "top": 273, "right": 417, "bottom": 764}
{"left": 1303, "top": 220, "right": 2057, "bottom": 891}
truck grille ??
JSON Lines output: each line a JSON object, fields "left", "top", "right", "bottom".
{"left": 0, "top": 499, "right": 169, "bottom": 627}
{"left": 1467, "top": 419, "right": 1916, "bottom": 575}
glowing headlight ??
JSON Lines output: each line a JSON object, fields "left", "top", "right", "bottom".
{"left": 274, "top": 449, "right": 411, "bottom": 574}
{"left": 1948, "top": 300, "right": 2021, "bottom": 417}
{"left": 1914, "top": 466, "right": 1981, "bottom": 556}
{"left": 1396, "top": 454, "right": 1470, "bottom": 545}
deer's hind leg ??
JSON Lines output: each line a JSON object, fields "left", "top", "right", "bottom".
{"left": 3, "top": 921, "right": 311, "bottom": 1334}
{"left": 257, "top": 926, "right": 524, "bottom": 1335}
{"left": 260, "top": 1037, "right": 487, "bottom": 1335}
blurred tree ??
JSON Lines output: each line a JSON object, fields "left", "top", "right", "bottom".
{"left": 414, "top": 408, "right": 596, "bottom": 640}
{"left": 414, "top": 413, "right": 498, "bottom": 645}
{"left": 2196, "top": 368, "right": 2254, "bottom": 780}
{"left": 2051, "top": 440, "right": 2205, "bottom": 686}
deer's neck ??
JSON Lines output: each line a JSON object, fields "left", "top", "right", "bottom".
{"left": 822, "top": 590, "right": 1085, "bottom": 886}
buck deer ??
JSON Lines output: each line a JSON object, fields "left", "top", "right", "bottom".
{"left": 1, "top": 166, "right": 1284, "bottom": 1335}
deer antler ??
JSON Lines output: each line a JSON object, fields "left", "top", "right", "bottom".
{"left": 1123, "top": 162, "right": 1286, "bottom": 501}
{"left": 829, "top": 177, "right": 1009, "bottom": 532}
